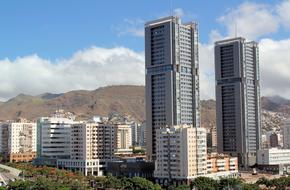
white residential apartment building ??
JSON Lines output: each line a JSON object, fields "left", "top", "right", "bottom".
{"left": 154, "top": 125, "right": 207, "bottom": 184}
{"left": 57, "top": 122, "right": 115, "bottom": 176}
{"left": 8, "top": 122, "right": 37, "bottom": 153}
{"left": 0, "top": 122, "right": 37, "bottom": 162}
{"left": 37, "top": 116, "right": 74, "bottom": 159}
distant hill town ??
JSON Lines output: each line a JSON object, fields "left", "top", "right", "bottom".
{"left": 0, "top": 85, "right": 288, "bottom": 131}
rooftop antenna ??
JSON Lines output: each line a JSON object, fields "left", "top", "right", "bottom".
{"left": 235, "top": 20, "right": 238, "bottom": 38}
{"left": 170, "top": 0, "right": 173, "bottom": 16}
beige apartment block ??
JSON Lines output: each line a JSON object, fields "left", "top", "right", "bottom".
{"left": 114, "top": 124, "right": 132, "bottom": 155}
{"left": 0, "top": 122, "right": 37, "bottom": 162}
{"left": 57, "top": 122, "right": 115, "bottom": 176}
{"left": 154, "top": 125, "right": 207, "bottom": 185}
{"left": 70, "top": 122, "right": 115, "bottom": 161}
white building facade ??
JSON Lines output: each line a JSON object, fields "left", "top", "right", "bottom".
{"left": 257, "top": 148, "right": 290, "bottom": 165}
{"left": 154, "top": 125, "right": 207, "bottom": 184}
{"left": 57, "top": 122, "right": 114, "bottom": 176}
{"left": 8, "top": 122, "right": 37, "bottom": 154}
{"left": 37, "top": 117, "right": 74, "bottom": 159}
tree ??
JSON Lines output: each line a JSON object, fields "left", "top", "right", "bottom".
{"left": 256, "top": 177, "right": 272, "bottom": 187}
{"left": 218, "top": 177, "right": 242, "bottom": 189}
{"left": 7, "top": 180, "right": 32, "bottom": 190}
{"left": 69, "top": 180, "right": 88, "bottom": 190}
{"left": 31, "top": 177, "right": 66, "bottom": 190}
{"left": 120, "top": 177, "right": 134, "bottom": 190}
{"left": 56, "top": 188, "right": 70, "bottom": 190}
{"left": 154, "top": 183, "right": 163, "bottom": 190}
{"left": 191, "top": 177, "right": 218, "bottom": 190}
{"left": 130, "top": 177, "right": 158, "bottom": 190}
{"left": 133, "top": 149, "right": 145, "bottom": 154}
{"left": 270, "top": 177, "right": 289, "bottom": 190}
{"left": 174, "top": 185, "right": 191, "bottom": 190}
{"left": 103, "top": 174, "right": 122, "bottom": 189}
{"left": 241, "top": 183, "right": 260, "bottom": 190}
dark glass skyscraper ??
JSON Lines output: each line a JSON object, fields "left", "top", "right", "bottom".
{"left": 215, "top": 37, "right": 261, "bottom": 167}
{"left": 145, "top": 16, "right": 200, "bottom": 160}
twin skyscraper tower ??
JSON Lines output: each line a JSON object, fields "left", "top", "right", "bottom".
{"left": 145, "top": 16, "right": 261, "bottom": 167}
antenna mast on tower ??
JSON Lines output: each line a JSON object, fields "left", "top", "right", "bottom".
{"left": 170, "top": 0, "right": 173, "bottom": 16}
{"left": 235, "top": 20, "right": 238, "bottom": 38}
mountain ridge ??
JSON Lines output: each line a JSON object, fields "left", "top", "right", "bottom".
{"left": 0, "top": 85, "right": 145, "bottom": 121}
{"left": 0, "top": 85, "right": 288, "bottom": 131}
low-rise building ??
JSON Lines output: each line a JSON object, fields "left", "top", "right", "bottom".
{"left": 206, "top": 153, "right": 238, "bottom": 178}
{"left": 258, "top": 148, "right": 290, "bottom": 165}
{"left": 106, "top": 156, "right": 154, "bottom": 179}
{"left": 9, "top": 152, "right": 37, "bottom": 163}
{"left": 257, "top": 148, "right": 290, "bottom": 174}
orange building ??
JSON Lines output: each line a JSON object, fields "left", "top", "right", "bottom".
{"left": 9, "top": 152, "right": 36, "bottom": 162}
{"left": 207, "top": 153, "right": 238, "bottom": 174}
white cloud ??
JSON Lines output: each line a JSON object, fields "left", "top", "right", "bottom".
{"left": 2, "top": 40, "right": 290, "bottom": 101}
{"left": 0, "top": 44, "right": 216, "bottom": 101}
{"left": 277, "top": 0, "right": 290, "bottom": 28}
{"left": 259, "top": 38, "right": 290, "bottom": 98}
{"left": 125, "top": 28, "right": 144, "bottom": 37}
{"left": 0, "top": 44, "right": 216, "bottom": 100}
{"left": 173, "top": 8, "right": 197, "bottom": 22}
{"left": 0, "top": 47, "right": 145, "bottom": 100}
{"left": 116, "top": 19, "right": 144, "bottom": 37}
{"left": 218, "top": 2, "right": 279, "bottom": 40}
{"left": 209, "top": 30, "right": 224, "bottom": 43}
{"left": 199, "top": 43, "right": 215, "bottom": 99}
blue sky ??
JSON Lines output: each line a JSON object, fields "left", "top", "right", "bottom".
{"left": 0, "top": 0, "right": 290, "bottom": 100}
{"left": 0, "top": 0, "right": 284, "bottom": 59}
